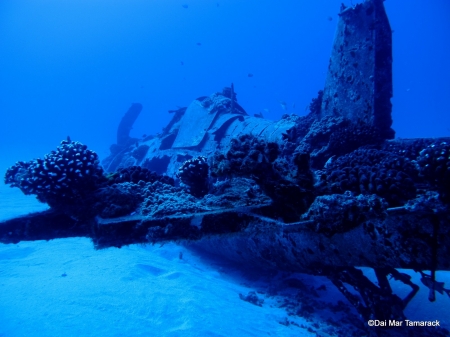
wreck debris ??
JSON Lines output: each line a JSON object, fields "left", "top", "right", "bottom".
{"left": 321, "top": 0, "right": 394, "bottom": 140}
{"left": 117, "top": 103, "right": 142, "bottom": 146}
{"left": 2, "top": 0, "right": 450, "bottom": 330}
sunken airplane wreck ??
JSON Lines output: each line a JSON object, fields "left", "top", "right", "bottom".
{"left": 2, "top": 0, "right": 450, "bottom": 330}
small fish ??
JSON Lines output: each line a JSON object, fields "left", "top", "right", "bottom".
{"left": 254, "top": 112, "right": 264, "bottom": 118}
{"left": 181, "top": 61, "right": 184, "bottom": 65}
{"left": 196, "top": 42, "right": 202, "bottom": 46}
{"left": 248, "top": 73, "right": 253, "bottom": 78}
{"left": 327, "top": 16, "right": 333, "bottom": 21}
{"left": 280, "top": 100, "right": 287, "bottom": 110}
{"left": 292, "top": 103, "right": 296, "bottom": 109}
{"left": 182, "top": 4, "right": 188, "bottom": 9}
{"left": 142, "top": 134, "right": 147, "bottom": 138}
{"left": 263, "top": 108, "right": 270, "bottom": 114}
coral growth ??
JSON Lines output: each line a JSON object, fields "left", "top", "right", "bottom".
{"left": 211, "top": 134, "right": 314, "bottom": 221}
{"left": 416, "top": 141, "right": 450, "bottom": 202}
{"left": 320, "top": 148, "right": 417, "bottom": 206}
{"left": 211, "top": 134, "right": 278, "bottom": 178}
{"left": 177, "top": 156, "right": 209, "bottom": 198}
{"left": 94, "top": 182, "right": 144, "bottom": 218}
{"left": 141, "top": 181, "right": 208, "bottom": 218}
{"left": 204, "top": 177, "right": 272, "bottom": 209}
{"left": 110, "top": 165, "right": 174, "bottom": 186}
{"left": 302, "top": 192, "right": 388, "bottom": 236}
{"left": 381, "top": 138, "right": 434, "bottom": 161}
{"left": 4, "top": 139, "right": 105, "bottom": 207}
{"left": 327, "top": 122, "right": 383, "bottom": 156}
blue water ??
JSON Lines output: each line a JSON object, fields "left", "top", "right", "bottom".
{"left": 1, "top": 0, "right": 449, "bottom": 164}
{"left": 1, "top": 1, "right": 450, "bottom": 336}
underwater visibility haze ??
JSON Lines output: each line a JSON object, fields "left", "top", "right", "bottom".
{"left": 1, "top": 0, "right": 450, "bottom": 336}
{"left": 1, "top": 0, "right": 449, "bottom": 162}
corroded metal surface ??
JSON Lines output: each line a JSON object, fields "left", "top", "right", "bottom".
{"left": 321, "top": 0, "right": 394, "bottom": 139}
{"left": 172, "top": 99, "right": 221, "bottom": 149}
{"left": 2, "top": 198, "right": 449, "bottom": 273}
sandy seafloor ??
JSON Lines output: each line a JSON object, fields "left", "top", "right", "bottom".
{"left": 1, "top": 178, "right": 449, "bottom": 337}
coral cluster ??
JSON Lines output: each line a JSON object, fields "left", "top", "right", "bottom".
{"left": 177, "top": 156, "right": 209, "bottom": 198}
{"left": 302, "top": 192, "right": 388, "bottom": 236}
{"left": 94, "top": 182, "right": 144, "bottom": 218}
{"left": 327, "top": 122, "right": 382, "bottom": 156}
{"left": 95, "top": 169, "right": 184, "bottom": 218}
{"left": 282, "top": 92, "right": 385, "bottom": 169}
{"left": 110, "top": 165, "right": 174, "bottom": 186}
{"left": 211, "top": 134, "right": 314, "bottom": 221}
{"left": 321, "top": 148, "right": 417, "bottom": 206}
{"left": 416, "top": 141, "right": 450, "bottom": 202}
{"left": 315, "top": 139, "right": 450, "bottom": 207}
{"left": 381, "top": 138, "right": 434, "bottom": 161}
{"left": 204, "top": 177, "right": 272, "bottom": 209}
{"left": 211, "top": 134, "right": 278, "bottom": 178}
{"left": 4, "top": 140, "right": 104, "bottom": 207}
{"left": 293, "top": 116, "right": 348, "bottom": 168}
{"left": 141, "top": 181, "right": 208, "bottom": 217}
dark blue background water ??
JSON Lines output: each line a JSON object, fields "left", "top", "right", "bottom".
{"left": 1, "top": 0, "right": 449, "bottom": 165}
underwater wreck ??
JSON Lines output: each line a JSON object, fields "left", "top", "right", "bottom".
{"left": 2, "top": 0, "right": 450, "bottom": 330}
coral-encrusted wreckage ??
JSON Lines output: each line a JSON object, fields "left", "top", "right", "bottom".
{"left": 2, "top": 0, "right": 450, "bottom": 332}
{"left": 5, "top": 139, "right": 106, "bottom": 210}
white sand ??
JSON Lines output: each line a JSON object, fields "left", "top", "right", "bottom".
{"left": 1, "top": 179, "right": 449, "bottom": 336}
